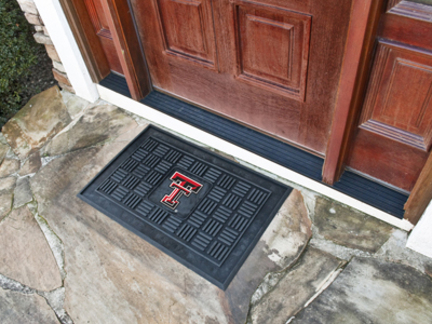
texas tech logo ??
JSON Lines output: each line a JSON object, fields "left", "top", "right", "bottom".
{"left": 161, "top": 172, "right": 203, "bottom": 209}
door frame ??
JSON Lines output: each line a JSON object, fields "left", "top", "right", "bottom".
{"left": 60, "top": 0, "right": 151, "bottom": 99}
{"left": 323, "top": 0, "right": 432, "bottom": 224}
{"left": 322, "top": 0, "right": 385, "bottom": 186}
{"left": 60, "top": 0, "right": 432, "bottom": 224}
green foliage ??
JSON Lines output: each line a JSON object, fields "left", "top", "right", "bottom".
{"left": 0, "top": 0, "right": 38, "bottom": 123}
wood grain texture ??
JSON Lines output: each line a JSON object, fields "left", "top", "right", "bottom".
{"left": 346, "top": 0, "right": 432, "bottom": 192}
{"left": 100, "top": 0, "right": 151, "bottom": 100}
{"left": 322, "top": 0, "right": 384, "bottom": 184}
{"left": 379, "top": 9, "right": 432, "bottom": 52}
{"left": 404, "top": 151, "right": 432, "bottom": 224}
{"left": 154, "top": 0, "right": 218, "bottom": 69}
{"left": 84, "top": 0, "right": 110, "bottom": 32}
{"left": 388, "top": 0, "right": 432, "bottom": 21}
{"left": 233, "top": 1, "right": 311, "bottom": 100}
{"left": 59, "top": 0, "right": 110, "bottom": 82}
{"left": 132, "top": 0, "right": 352, "bottom": 154}
{"left": 359, "top": 40, "right": 432, "bottom": 151}
{"left": 98, "top": 34, "right": 123, "bottom": 74}
{"left": 83, "top": 0, "right": 123, "bottom": 74}
{"left": 347, "top": 130, "right": 427, "bottom": 192}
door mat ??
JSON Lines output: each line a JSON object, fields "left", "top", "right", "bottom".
{"left": 78, "top": 125, "right": 292, "bottom": 289}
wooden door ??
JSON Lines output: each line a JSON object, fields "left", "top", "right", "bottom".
{"left": 83, "top": 0, "right": 123, "bottom": 74}
{"left": 347, "top": 0, "right": 432, "bottom": 192}
{"left": 130, "top": 0, "right": 352, "bottom": 154}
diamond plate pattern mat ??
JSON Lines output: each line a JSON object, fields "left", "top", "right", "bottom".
{"left": 78, "top": 125, "right": 292, "bottom": 289}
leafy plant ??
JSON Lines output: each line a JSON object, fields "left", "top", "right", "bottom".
{"left": 0, "top": 0, "right": 38, "bottom": 125}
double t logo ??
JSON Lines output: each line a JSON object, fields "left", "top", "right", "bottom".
{"left": 161, "top": 172, "right": 203, "bottom": 209}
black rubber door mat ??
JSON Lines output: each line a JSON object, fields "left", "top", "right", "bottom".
{"left": 78, "top": 126, "right": 292, "bottom": 289}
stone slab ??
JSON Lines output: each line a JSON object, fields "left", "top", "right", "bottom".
{"left": 291, "top": 257, "right": 432, "bottom": 324}
{"left": 0, "top": 288, "right": 59, "bottom": 324}
{"left": 0, "top": 206, "right": 62, "bottom": 291}
{"left": 24, "top": 13, "right": 42, "bottom": 25}
{"left": 2, "top": 86, "right": 71, "bottom": 159}
{"left": 54, "top": 61, "right": 66, "bottom": 74}
{"left": 30, "top": 121, "right": 312, "bottom": 323}
{"left": 224, "top": 189, "right": 312, "bottom": 323}
{"left": 19, "top": 152, "right": 41, "bottom": 176}
{"left": 0, "top": 140, "right": 10, "bottom": 164}
{"left": 313, "top": 197, "right": 394, "bottom": 253}
{"left": 0, "top": 177, "right": 16, "bottom": 192}
{"left": 52, "top": 69, "right": 71, "bottom": 86}
{"left": 376, "top": 229, "right": 432, "bottom": 275}
{"left": 45, "top": 44, "right": 60, "bottom": 63}
{"left": 0, "top": 191, "right": 13, "bottom": 221}
{"left": 43, "top": 104, "right": 137, "bottom": 156}
{"left": 17, "top": 0, "right": 39, "bottom": 15}
{"left": 248, "top": 247, "right": 344, "bottom": 324}
{"left": 33, "top": 32, "right": 52, "bottom": 45}
{"left": 33, "top": 144, "right": 231, "bottom": 324}
{"left": 14, "top": 177, "right": 33, "bottom": 208}
{"left": 0, "top": 159, "right": 20, "bottom": 178}
{"left": 61, "top": 90, "right": 89, "bottom": 119}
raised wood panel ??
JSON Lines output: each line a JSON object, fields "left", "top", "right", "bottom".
{"left": 388, "top": 0, "right": 432, "bottom": 21}
{"left": 155, "top": 0, "right": 217, "bottom": 68}
{"left": 359, "top": 41, "right": 432, "bottom": 151}
{"left": 232, "top": 1, "right": 311, "bottom": 101}
{"left": 347, "top": 130, "right": 428, "bottom": 192}
{"left": 134, "top": 0, "right": 352, "bottom": 153}
{"left": 379, "top": 10, "right": 432, "bottom": 52}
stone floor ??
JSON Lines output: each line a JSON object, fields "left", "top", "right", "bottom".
{"left": 0, "top": 86, "right": 431, "bottom": 324}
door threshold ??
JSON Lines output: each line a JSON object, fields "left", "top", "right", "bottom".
{"left": 97, "top": 73, "right": 413, "bottom": 231}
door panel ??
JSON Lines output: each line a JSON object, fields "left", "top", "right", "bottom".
{"left": 83, "top": 0, "right": 123, "bottom": 73}
{"left": 131, "top": 0, "right": 352, "bottom": 154}
{"left": 233, "top": 1, "right": 311, "bottom": 100}
{"left": 154, "top": 0, "right": 218, "bottom": 69}
{"left": 360, "top": 41, "right": 432, "bottom": 151}
{"left": 347, "top": 0, "right": 432, "bottom": 191}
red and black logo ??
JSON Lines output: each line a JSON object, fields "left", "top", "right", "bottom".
{"left": 161, "top": 172, "right": 203, "bottom": 209}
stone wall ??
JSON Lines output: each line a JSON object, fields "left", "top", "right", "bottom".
{"left": 16, "top": 0, "right": 75, "bottom": 94}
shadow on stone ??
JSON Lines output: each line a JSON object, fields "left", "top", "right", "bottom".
{"left": 313, "top": 197, "right": 394, "bottom": 253}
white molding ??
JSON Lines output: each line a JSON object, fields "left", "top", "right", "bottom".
{"left": 407, "top": 201, "right": 432, "bottom": 258}
{"left": 33, "top": 0, "right": 99, "bottom": 102}
{"left": 98, "top": 85, "right": 415, "bottom": 232}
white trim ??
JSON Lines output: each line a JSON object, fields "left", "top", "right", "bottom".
{"left": 407, "top": 200, "right": 432, "bottom": 258}
{"left": 98, "top": 85, "right": 414, "bottom": 232}
{"left": 33, "top": 0, "right": 99, "bottom": 102}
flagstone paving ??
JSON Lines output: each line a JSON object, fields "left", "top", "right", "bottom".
{"left": 290, "top": 257, "right": 432, "bottom": 324}
{"left": 0, "top": 86, "right": 431, "bottom": 323}
{"left": 312, "top": 197, "right": 394, "bottom": 253}
{"left": 0, "top": 159, "right": 20, "bottom": 178}
{"left": 2, "top": 86, "right": 71, "bottom": 159}
{"left": 0, "top": 286, "right": 59, "bottom": 324}
{"left": 18, "top": 151, "right": 41, "bottom": 176}
{"left": 0, "top": 206, "right": 62, "bottom": 291}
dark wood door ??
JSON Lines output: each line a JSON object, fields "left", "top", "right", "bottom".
{"left": 83, "top": 0, "right": 123, "bottom": 74}
{"left": 130, "top": 0, "right": 352, "bottom": 154}
{"left": 347, "top": 0, "right": 432, "bottom": 192}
